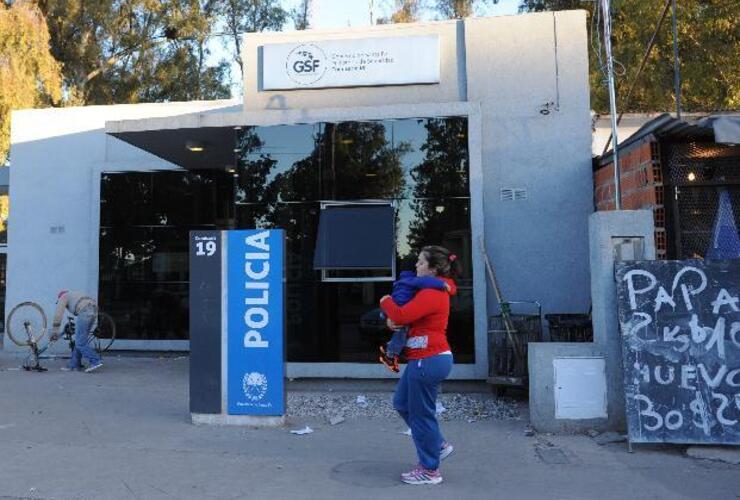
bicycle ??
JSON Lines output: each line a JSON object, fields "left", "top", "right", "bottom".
{"left": 62, "top": 311, "right": 116, "bottom": 354}
{"left": 5, "top": 301, "right": 48, "bottom": 371}
{"left": 6, "top": 301, "right": 117, "bottom": 371}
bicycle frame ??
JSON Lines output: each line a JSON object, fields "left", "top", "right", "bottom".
{"left": 21, "top": 321, "right": 48, "bottom": 372}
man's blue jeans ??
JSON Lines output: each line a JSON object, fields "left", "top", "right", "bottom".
{"left": 68, "top": 305, "right": 101, "bottom": 369}
{"left": 393, "top": 353, "right": 453, "bottom": 470}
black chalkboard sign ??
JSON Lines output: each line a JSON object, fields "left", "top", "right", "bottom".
{"left": 616, "top": 260, "right": 740, "bottom": 445}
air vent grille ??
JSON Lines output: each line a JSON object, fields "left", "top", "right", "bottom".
{"left": 500, "top": 188, "right": 528, "bottom": 201}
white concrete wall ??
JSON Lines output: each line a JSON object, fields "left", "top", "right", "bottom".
{"left": 244, "top": 11, "right": 593, "bottom": 320}
{"left": 466, "top": 11, "right": 593, "bottom": 319}
{"left": 6, "top": 100, "right": 238, "bottom": 352}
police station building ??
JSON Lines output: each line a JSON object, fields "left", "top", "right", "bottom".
{"left": 8, "top": 11, "right": 594, "bottom": 379}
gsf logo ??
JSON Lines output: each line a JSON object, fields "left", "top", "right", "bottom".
{"left": 286, "top": 44, "right": 327, "bottom": 85}
{"left": 293, "top": 54, "right": 320, "bottom": 73}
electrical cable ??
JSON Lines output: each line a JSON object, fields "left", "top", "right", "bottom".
{"left": 601, "top": 0, "right": 673, "bottom": 155}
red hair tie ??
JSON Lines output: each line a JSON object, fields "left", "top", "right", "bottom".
{"left": 449, "top": 254, "right": 457, "bottom": 262}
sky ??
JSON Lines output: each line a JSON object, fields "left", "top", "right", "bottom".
{"left": 213, "top": 0, "right": 522, "bottom": 94}
{"left": 285, "top": 0, "right": 521, "bottom": 28}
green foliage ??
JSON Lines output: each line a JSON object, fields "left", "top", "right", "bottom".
{"left": 290, "top": 0, "right": 311, "bottom": 30}
{"left": 408, "top": 118, "right": 469, "bottom": 253}
{"left": 0, "top": 1, "right": 62, "bottom": 164}
{"left": 37, "top": 0, "right": 232, "bottom": 104}
{"left": 378, "top": 0, "right": 421, "bottom": 24}
{"left": 220, "top": 0, "right": 289, "bottom": 77}
{"left": 519, "top": 0, "right": 739, "bottom": 112}
{"left": 434, "top": 0, "right": 498, "bottom": 19}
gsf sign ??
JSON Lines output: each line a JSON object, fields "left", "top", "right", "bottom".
{"left": 292, "top": 57, "right": 320, "bottom": 73}
{"left": 285, "top": 44, "right": 327, "bottom": 85}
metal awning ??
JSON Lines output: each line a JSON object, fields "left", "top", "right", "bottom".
{"left": 597, "top": 112, "right": 740, "bottom": 167}
{"left": 105, "top": 104, "right": 244, "bottom": 171}
{"left": 110, "top": 126, "right": 238, "bottom": 170}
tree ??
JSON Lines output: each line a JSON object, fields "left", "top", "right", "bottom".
{"left": 519, "top": 0, "right": 740, "bottom": 112}
{"left": 290, "top": 0, "right": 312, "bottom": 30}
{"left": 435, "top": 0, "right": 474, "bottom": 18}
{"left": 0, "top": 1, "right": 62, "bottom": 165}
{"left": 379, "top": 1, "right": 498, "bottom": 23}
{"left": 37, "top": 0, "right": 231, "bottom": 104}
{"left": 378, "top": 0, "right": 421, "bottom": 24}
{"left": 220, "top": 0, "right": 288, "bottom": 79}
{"left": 407, "top": 118, "right": 469, "bottom": 253}
{"left": 433, "top": 0, "right": 498, "bottom": 19}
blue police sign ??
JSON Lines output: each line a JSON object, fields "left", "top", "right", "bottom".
{"left": 227, "top": 230, "right": 285, "bottom": 415}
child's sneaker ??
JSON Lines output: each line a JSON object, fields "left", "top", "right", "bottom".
{"left": 440, "top": 441, "right": 454, "bottom": 461}
{"left": 401, "top": 466, "right": 442, "bottom": 485}
{"left": 379, "top": 346, "right": 399, "bottom": 373}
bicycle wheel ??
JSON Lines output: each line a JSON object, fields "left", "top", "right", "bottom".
{"left": 91, "top": 311, "right": 116, "bottom": 353}
{"left": 6, "top": 301, "right": 48, "bottom": 347}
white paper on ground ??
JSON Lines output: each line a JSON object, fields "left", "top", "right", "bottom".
{"left": 329, "top": 416, "right": 345, "bottom": 426}
{"left": 290, "top": 426, "right": 314, "bottom": 435}
{"left": 436, "top": 401, "right": 446, "bottom": 415}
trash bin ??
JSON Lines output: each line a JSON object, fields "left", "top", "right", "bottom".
{"left": 545, "top": 314, "right": 593, "bottom": 342}
{"left": 487, "top": 301, "right": 542, "bottom": 390}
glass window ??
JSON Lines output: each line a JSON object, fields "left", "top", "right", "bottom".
{"left": 236, "top": 202, "right": 322, "bottom": 283}
{"left": 318, "top": 121, "right": 407, "bottom": 200}
{"left": 101, "top": 117, "right": 473, "bottom": 362}
{"left": 0, "top": 186, "right": 7, "bottom": 245}
{"left": 99, "top": 282, "right": 189, "bottom": 341}
{"left": 235, "top": 124, "right": 320, "bottom": 204}
{"left": 100, "top": 170, "right": 235, "bottom": 341}
{"left": 100, "top": 173, "right": 155, "bottom": 227}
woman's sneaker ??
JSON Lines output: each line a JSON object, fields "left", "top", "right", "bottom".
{"left": 84, "top": 362, "right": 103, "bottom": 373}
{"left": 440, "top": 442, "right": 454, "bottom": 461}
{"left": 401, "top": 466, "right": 443, "bottom": 485}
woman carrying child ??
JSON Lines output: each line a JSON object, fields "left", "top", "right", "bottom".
{"left": 379, "top": 245, "right": 460, "bottom": 485}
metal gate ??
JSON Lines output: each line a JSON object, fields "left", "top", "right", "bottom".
{"left": 664, "top": 140, "right": 740, "bottom": 259}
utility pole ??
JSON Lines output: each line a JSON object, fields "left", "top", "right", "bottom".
{"left": 601, "top": 0, "right": 621, "bottom": 210}
{"left": 671, "top": 0, "right": 682, "bottom": 119}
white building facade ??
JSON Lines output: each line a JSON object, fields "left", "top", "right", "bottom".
{"left": 7, "top": 11, "right": 594, "bottom": 380}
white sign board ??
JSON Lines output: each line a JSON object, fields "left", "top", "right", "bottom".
{"left": 261, "top": 35, "right": 440, "bottom": 90}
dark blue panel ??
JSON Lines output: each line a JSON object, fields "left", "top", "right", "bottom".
{"left": 189, "top": 231, "right": 222, "bottom": 414}
{"left": 313, "top": 205, "right": 394, "bottom": 269}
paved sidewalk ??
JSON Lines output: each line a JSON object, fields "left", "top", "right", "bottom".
{"left": 0, "top": 353, "right": 738, "bottom": 500}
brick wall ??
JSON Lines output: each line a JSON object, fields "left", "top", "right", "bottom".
{"left": 594, "top": 136, "right": 667, "bottom": 258}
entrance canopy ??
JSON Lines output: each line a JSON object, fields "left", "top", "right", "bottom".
{"left": 105, "top": 108, "right": 248, "bottom": 170}
{"left": 111, "top": 126, "right": 237, "bottom": 171}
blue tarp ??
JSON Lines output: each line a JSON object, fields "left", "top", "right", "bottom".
{"left": 706, "top": 189, "right": 740, "bottom": 260}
